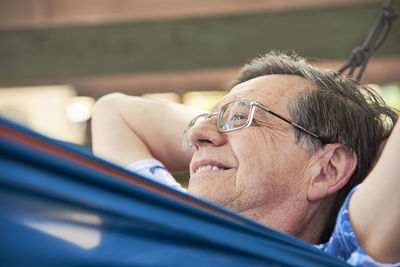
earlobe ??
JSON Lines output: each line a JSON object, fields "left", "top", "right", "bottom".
{"left": 308, "top": 144, "right": 357, "bottom": 202}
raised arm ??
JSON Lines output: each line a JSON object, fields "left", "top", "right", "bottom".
{"left": 91, "top": 93, "right": 204, "bottom": 172}
{"left": 349, "top": 120, "right": 400, "bottom": 263}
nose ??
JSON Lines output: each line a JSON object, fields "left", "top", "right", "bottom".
{"left": 187, "top": 117, "right": 227, "bottom": 150}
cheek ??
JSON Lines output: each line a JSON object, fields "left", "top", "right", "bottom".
{"left": 230, "top": 129, "right": 309, "bottom": 193}
{"left": 229, "top": 131, "right": 277, "bottom": 187}
{"left": 232, "top": 128, "right": 284, "bottom": 169}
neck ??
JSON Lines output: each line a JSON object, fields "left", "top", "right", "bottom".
{"left": 240, "top": 198, "right": 333, "bottom": 244}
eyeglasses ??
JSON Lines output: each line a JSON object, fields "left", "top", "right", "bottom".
{"left": 183, "top": 98, "right": 329, "bottom": 150}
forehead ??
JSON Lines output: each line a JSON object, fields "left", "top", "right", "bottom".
{"left": 215, "top": 74, "right": 314, "bottom": 115}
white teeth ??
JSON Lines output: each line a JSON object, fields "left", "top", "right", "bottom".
{"left": 196, "top": 165, "right": 225, "bottom": 174}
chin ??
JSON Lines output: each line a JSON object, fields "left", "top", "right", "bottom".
{"left": 190, "top": 191, "right": 230, "bottom": 210}
{"left": 187, "top": 186, "right": 206, "bottom": 199}
{"left": 188, "top": 187, "right": 217, "bottom": 203}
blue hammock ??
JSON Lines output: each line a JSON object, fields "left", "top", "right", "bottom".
{"left": 0, "top": 116, "right": 349, "bottom": 266}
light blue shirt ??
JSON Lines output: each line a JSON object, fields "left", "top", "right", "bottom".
{"left": 126, "top": 159, "right": 186, "bottom": 192}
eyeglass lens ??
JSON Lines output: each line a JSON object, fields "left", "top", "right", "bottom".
{"left": 183, "top": 99, "right": 254, "bottom": 149}
{"left": 218, "top": 99, "right": 252, "bottom": 132}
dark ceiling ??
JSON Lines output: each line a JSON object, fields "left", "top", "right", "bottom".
{"left": 0, "top": 0, "right": 399, "bottom": 98}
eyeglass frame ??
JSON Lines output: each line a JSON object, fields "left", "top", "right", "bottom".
{"left": 183, "top": 97, "right": 330, "bottom": 150}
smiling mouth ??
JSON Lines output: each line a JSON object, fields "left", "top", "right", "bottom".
{"left": 195, "top": 164, "right": 227, "bottom": 174}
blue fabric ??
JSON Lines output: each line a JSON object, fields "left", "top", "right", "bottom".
{"left": 316, "top": 187, "right": 400, "bottom": 266}
{"left": 0, "top": 116, "right": 349, "bottom": 266}
{"left": 130, "top": 154, "right": 400, "bottom": 266}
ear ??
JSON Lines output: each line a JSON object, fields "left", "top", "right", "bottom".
{"left": 307, "top": 144, "right": 357, "bottom": 202}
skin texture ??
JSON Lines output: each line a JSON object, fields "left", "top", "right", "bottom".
{"left": 92, "top": 74, "right": 399, "bottom": 262}
{"left": 92, "top": 93, "right": 199, "bottom": 171}
{"left": 349, "top": 120, "right": 400, "bottom": 263}
{"left": 186, "top": 75, "right": 356, "bottom": 242}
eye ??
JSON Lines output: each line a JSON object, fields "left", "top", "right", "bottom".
{"left": 228, "top": 113, "right": 249, "bottom": 128}
{"left": 232, "top": 113, "right": 248, "bottom": 121}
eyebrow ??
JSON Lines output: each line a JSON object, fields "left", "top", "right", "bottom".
{"left": 211, "top": 104, "right": 220, "bottom": 113}
{"left": 211, "top": 97, "right": 239, "bottom": 113}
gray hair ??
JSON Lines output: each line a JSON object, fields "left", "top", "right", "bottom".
{"left": 233, "top": 51, "right": 398, "bottom": 243}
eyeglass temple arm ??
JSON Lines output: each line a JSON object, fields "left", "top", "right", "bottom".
{"left": 256, "top": 103, "right": 329, "bottom": 144}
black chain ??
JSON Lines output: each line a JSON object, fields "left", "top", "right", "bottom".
{"left": 338, "top": 0, "right": 398, "bottom": 81}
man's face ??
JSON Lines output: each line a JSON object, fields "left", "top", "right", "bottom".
{"left": 187, "top": 74, "right": 317, "bottom": 223}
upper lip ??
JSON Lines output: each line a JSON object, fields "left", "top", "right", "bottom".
{"left": 191, "top": 159, "right": 231, "bottom": 174}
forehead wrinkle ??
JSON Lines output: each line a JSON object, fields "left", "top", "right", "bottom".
{"left": 217, "top": 75, "right": 314, "bottom": 116}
